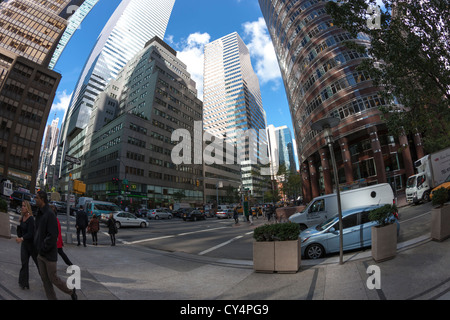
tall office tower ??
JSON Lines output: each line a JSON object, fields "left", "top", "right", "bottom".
{"left": 58, "top": 0, "right": 175, "bottom": 194}
{"left": 0, "top": 0, "right": 88, "bottom": 67}
{"left": 37, "top": 117, "right": 60, "bottom": 186}
{"left": 266, "top": 124, "right": 297, "bottom": 179}
{"left": 49, "top": 0, "right": 100, "bottom": 70}
{"left": 0, "top": 0, "right": 90, "bottom": 191}
{"left": 203, "top": 32, "right": 268, "bottom": 195}
{"left": 259, "top": 0, "right": 422, "bottom": 201}
{"left": 81, "top": 37, "right": 204, "bottom": 207}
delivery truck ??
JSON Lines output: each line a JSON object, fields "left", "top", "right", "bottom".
{"left": 289, "top": 183, "right": 394, "bottom": 230}
{"left": 406, "top": 147, "right": 450, "bottom": 204}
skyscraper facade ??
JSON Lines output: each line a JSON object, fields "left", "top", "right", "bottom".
{"left": 203, "top": 32, "right": 268, "bottom": 195}
{"left": 81, "top": 37, "right": 204, "bottom": 207}
{"left": 0, "top": 0, "right": 90, "bottom": 190}
{"left": 49, "top": 0, "right": 100, "bottom": 70}
{"left": 58, "top": 0, "right": 176, "bottom": 193}
{"left": 0, "top": 0, "right": 88, "bottom": 67}
{"left": 259, "top": 0, "right": 423, "bottom": 201}
{"left": 266, "top": 124, "right": 297, "bottom": 178}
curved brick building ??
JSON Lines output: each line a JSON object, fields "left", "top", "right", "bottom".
{"left": 258, "top": 0, "right": 424, "bottom": 202}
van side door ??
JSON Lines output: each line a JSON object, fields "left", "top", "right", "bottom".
{"left": 306, "top": 199, "right": 326, "bottom": 225}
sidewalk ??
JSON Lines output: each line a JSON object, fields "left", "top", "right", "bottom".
{"left": 1, "top": 225, "right": 449, "bottom": 301}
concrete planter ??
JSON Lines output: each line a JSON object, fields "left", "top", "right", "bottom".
{"left": 431, "top": 205, "right": 450, "bottom": 242}
{"left": 0, "top": 211, "right": 11, "bottom": 239}
{"left": 371, "top": 223, "right": 397, "bottom": 262}
{"left": 253, "top": 240, "right": 301, "bottom": 273}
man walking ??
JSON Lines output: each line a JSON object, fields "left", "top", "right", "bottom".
{"left": 34, "top": 191, "right": 77, "bottom": 300}
{"left": 76, "top": 207, "right": 88, "bottom": 247}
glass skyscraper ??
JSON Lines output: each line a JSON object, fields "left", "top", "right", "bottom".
{"left": 58, "top": 0, "right": 176, "bottom": 192}
{"left": 266, "top": 124, "right": 297, "bottom": 178}
{"left": 203, "top": 32, "right": 268, "bottom": 194}
{"left": 49, "top": 0, "right": 100, "bottom": 70}
{"left": 259, "top": 0, "right": 422, "bottom": 201}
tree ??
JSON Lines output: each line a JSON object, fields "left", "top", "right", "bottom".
{"left": 325, "top": 0, "right": 450, "bottom": 153}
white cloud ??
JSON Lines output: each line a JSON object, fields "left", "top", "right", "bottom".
{"left": 242, "top": 17, "right": 282, "bottom": 86}
{"left": 51, "top": 90, "right": 72, "bottom": 112}
{"left": 174, "top": 32, "right": 211, "bottom": 100}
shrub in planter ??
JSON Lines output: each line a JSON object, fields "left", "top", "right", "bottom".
{"left": 253, "top": 223, "right": 300, "bottom": 242}
{"left": 369, "top": 204, "right": 398, "bottom": 262}
{"left": 253, "top": 223, "right": 301, "bottom": 273}
{"left": 0, "top": 199, "right": 7, "bottom": 213}
{"left": 431, "top": 187, "right": 449, "bottom": 208}
{"left": 430, "top": 187, "right": 450, "bottom": 241}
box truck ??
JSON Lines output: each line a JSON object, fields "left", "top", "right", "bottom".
{"left": 406, "top": 147, "right": 450, "bottom": 204}
{"left": 289, "top": 183, "right": 394, "bottom": 230}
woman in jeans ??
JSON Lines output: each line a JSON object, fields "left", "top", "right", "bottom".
{"left": 16, "top": 200, "right": 38, "bottom": 289}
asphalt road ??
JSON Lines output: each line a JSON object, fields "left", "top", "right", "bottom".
{"left": 8, "top": 201, "right": 433, "bottom": 261}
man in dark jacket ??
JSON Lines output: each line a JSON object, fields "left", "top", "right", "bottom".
{"left": 34, "top": 191, "right": 77, "bottom": 300}
{"left": 76, "top": 207, "right": 88, "bottom": 247}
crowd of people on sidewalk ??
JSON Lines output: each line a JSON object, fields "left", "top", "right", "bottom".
{"left": 13, "top": 190, "right": 119, "bottom": 300}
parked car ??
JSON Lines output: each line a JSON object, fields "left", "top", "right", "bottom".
{"left": 173, "top": 207, "right": 193, "bottom": 218}
{"left": 9, "top": 191, "right": 37, "bottom": 214}
{"left": 216, "top": 209, "right": 233, "bottom": 219}
{"left": 50, "top": 201, "right": 67, "bottom": 213}
{"left": 147, "top": 208, "right": 173, "bottom": 220}
{"left": 183, "top": 209, "right": 206, "bottom": 221}
{"left": 300, "top": 205, "right": 400, "bottom": 260}
{"left": 109, "top": 211, "right": 148, "bottom": 229}
{"left": 136, "top": 208, "right": 149, "bottom": 218}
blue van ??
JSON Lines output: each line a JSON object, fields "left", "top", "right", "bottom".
{"left": 84, "top": 200, "right": 121, "bottom": 219}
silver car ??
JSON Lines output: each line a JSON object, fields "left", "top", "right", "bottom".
{"left": 300, "top": 205, "right": 400, "bottom": 259}
{"left": 147, "top": 208, "right": 173, "bottom": 220}
{"left": 113, "top": 212, "right": 148, "bottom": 229}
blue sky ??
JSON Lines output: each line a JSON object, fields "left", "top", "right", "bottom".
{"left": 50, "top": 0, "right": 297, "bottom": 164}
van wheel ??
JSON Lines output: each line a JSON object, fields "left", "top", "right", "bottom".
{"left": 140, "top": 222, "right": 146, "bottom": 228}
{"left": 306, "top": 244, "right": 325, "bottom": 259}
{"left": 422, "top": 191, "right": 430, "bottom": 202}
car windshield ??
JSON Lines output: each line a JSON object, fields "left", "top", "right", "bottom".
{"left": 315, "top": 214, "right": 338, "bottom": 231}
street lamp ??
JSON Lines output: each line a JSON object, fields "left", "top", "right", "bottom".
{"left": 311, "top": 117, "right": 344, "bottom": 265}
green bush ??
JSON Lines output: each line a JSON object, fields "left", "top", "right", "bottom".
{"left": 0, "top": 199, "right": 7, "bottom": 213}
{"left": 432, "top": 187, "right": 449, "bottom": 208}
{"left": 368, "top": 204, "right": 397, "bottom": 227}
{"left": 253, "top": 223, "right": 300, "bottom": 242}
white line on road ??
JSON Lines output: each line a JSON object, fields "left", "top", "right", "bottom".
{"left": 198, "top": 231, "right": 254, "bottom": 256}
{"left": 124, "top": 226, "right": 228, "bottom": 245}
{"left": 399, "top": 211, "right": 431, "bottom": 224}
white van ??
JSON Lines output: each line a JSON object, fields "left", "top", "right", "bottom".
{"left": 289, "top": 183, "right": 394, "bottom": 230}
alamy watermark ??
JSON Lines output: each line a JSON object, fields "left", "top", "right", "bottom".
{"left": 170, "top": 121, "right": 277, "bottom": 176}
{"left": 367, "top": 5, "right": 382, "bottom": 30}
{"left": 66, "top": 265, "right": 81, "bottom": 290}
{"left": 366, "top": 265, "right": 381, "bottom": 290}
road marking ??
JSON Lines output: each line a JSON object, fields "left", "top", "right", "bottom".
{"left": 198, "top": 231, "right": 254, "bottom": 256}
{"left": 399, "top": 211, "right": 430, "bottom": 224}
{"left": 124, "top": 226, "right": 228, "bottom": 245}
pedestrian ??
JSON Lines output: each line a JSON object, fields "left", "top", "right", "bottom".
{"left": 50, "top": 205, "right": 73, "bottom": 266}
{"left": 34, "top": 191, "right": 77, "bottom": 300}
{"left": 76, "top": 206, "right": 88, "bottom": 247}
{"left": 16, "top": 200, "right": 38, "bottom": 290}
{"left": 233, "top": 206, "right": 239, "bottom": 224}
{"left": 87, "top": 214, "right": 100, "bottom": 246}
{"left": 106, "top": 213, "right": 117, "bottom": 246}
{"left": 267, "top": 204, "right": 273, "bottom": 222}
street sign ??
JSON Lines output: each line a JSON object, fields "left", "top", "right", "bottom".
{"left": 65, "top": 154, "right": 81, "bottom": 165}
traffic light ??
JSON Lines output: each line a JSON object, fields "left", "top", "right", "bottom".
{"left": 73, "top": 180, "right": 86, "bottom": 194}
